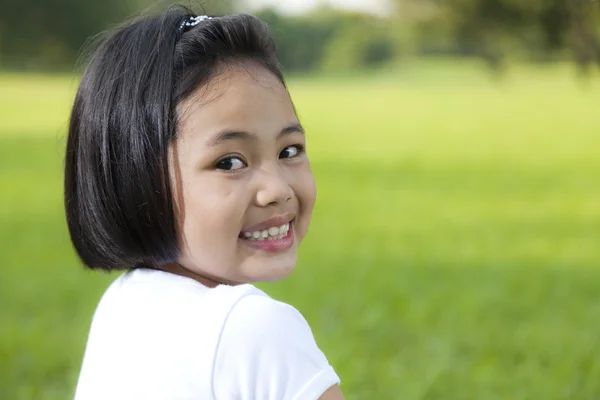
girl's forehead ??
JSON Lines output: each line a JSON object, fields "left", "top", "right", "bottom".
{"left": 177, "top": 65, "right": 296, "bottom": 143}
{"left": 178, "top": 68, "right": 295, "bottom": 126}
{"left": 184, "top": 63, "right": 287, "bottom": 109}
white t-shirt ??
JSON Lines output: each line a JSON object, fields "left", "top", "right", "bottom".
{"left": 74, "top": 268, "right": 340, "bottom": 400}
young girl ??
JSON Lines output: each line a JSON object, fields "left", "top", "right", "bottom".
{"left": 65, "top": 6, "right": 344, "bottom": 400}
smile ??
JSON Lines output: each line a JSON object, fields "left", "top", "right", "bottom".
{"left": 239, "top": 218, "right": 295, "bottom": 252}
{"left": 241, "top": 223, "right": 290, "bottom": 241}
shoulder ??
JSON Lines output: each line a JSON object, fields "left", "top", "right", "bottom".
{"left": 214, "top": 292, "right": 340, "bottom": 400}
{"left": 76, "top": 270, "right": 265, "bottom": 398}
{"left": 223, "top": 291, "right": 312, "bottom": 336}
{"left": 106, "top": 268, "right": 258, "bottom": 310}
{"left": 87, "top": 268, "right": 263, "bottom": 359}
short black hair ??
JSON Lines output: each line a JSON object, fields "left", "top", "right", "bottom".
{"left": 64, "top": 6, "right": 286, "bottom": 271}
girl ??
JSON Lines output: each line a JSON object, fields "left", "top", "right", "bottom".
{"left": 65, "top": 6, "right": 344, "bottom": 400}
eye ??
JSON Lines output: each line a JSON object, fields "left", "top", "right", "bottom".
{"left": 216, "top": 156, "right": 246, "bottom": 171}
{"left": 279, "top": 145, "right": 304, "bottom": 159}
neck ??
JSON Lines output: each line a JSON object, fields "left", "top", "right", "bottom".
{"left": 161, "top": 263, "right": 235, "bottom": 288}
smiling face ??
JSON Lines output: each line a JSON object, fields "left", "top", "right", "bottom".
{"left": 166, "top": 63, "right": 316, "bottom": 286}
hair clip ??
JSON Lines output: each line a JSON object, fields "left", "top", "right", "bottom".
{"left": 179, "top": 15, "right": 213, "bottom": 34}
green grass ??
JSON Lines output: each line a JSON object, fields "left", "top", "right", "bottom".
{"left": 1, "top": 61, "right": 600, "bottom": 399}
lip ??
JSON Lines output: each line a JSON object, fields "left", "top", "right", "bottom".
{"left": 240, "top": 221, "right": 295, "bottom": 252}
{"left": 240, "top": 212, "right": 296, "bottom": 233}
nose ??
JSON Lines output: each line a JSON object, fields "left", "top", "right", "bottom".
{"left": 254, "top": 165, "right": 293, "bottom": 207}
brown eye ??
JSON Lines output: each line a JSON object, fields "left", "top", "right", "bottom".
{"left": 279, "top": 145, "right": 304, "bottom": 159}
{"left": 216, "top": 156, "right": 246, "bottom": 171}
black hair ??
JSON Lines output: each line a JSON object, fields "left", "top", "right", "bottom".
{"left": 64, "top": 5, "right": 286, "bottom": 271}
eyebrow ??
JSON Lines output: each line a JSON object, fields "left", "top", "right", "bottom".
{"left": 207, "top": 123, "right": 305, "bottom": 147}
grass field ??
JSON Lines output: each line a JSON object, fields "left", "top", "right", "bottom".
{"left": 1, "top": 61, "right": 600, "bottom": 399}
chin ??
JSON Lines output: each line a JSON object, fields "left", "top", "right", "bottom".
{"left": 249, "top": 261, "right": 296, "bottom": 283}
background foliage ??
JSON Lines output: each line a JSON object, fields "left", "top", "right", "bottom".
{"left": 1, "top": 0, "right": 599, "bottom": 71}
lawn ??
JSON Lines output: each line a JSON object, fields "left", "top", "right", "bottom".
{"left": 1, "top": 61, "right": 600, "bottom": 399}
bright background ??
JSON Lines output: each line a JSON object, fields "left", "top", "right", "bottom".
{"left": 1, "top": 0, "right": 600, "bottom": 399}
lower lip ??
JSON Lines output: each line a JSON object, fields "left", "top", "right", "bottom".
{"left": 240, "top": 225, "right": 294, "bottom": 252}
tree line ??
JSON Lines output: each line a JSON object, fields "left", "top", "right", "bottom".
{"left": 0, "top": 0, "right": 598, "bottom": 72}
{"left": 395, "top": 0, "right": 600, "bottom": 73}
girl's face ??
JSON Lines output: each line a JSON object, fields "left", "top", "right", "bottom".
{"left": 168, "top": 64, "right": 316, "bottom": 286}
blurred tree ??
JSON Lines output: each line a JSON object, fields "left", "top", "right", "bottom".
{"left": 135, "top": 0, "right": 239, "bottom": 16}
{"left": 0, "top": 0, "right": 239, "bottom": 69}
{"left": 0, "top": 0, "right": 131, "bottom": 68}
{"left": 568, "top": 0, "right": 600, "bottom": 73}
{"left": 320, "top": 11, "right": 396, "bottom": 70}
{"left": 255, "top": 8, "right": 337, "bottom": 72}
{"left": 394, "top": 0, "right": 600, "bottom": 72}
{"left": 256, "top": 7, "right": 397, "bottom": 72}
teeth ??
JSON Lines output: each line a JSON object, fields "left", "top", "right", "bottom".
{"left": 242, "top": 222, "right": 290, "bottom": 240}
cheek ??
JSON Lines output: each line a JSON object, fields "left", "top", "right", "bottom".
{"left": 178, "top": 179, "right": 245, "bottom": 251}
{"left": 301, "top": 161, "right": 317, "bottom": 204}
{"left": 304, "top": 173, "right": 317, "bottom": 209}
{"left": 296, "top": 168, "right": 317, "bottom": 229}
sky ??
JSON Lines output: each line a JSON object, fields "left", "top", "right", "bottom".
{"left": 244, "top": 0, "right": 391, "bottom": 15}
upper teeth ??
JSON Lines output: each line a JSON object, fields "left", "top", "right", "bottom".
{"left": 243, "top": 223, "right": 290, "bottom": 241}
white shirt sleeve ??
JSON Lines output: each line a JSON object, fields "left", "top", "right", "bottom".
{"left": 212, "top": 293, "right": 340, "bottom": 400}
